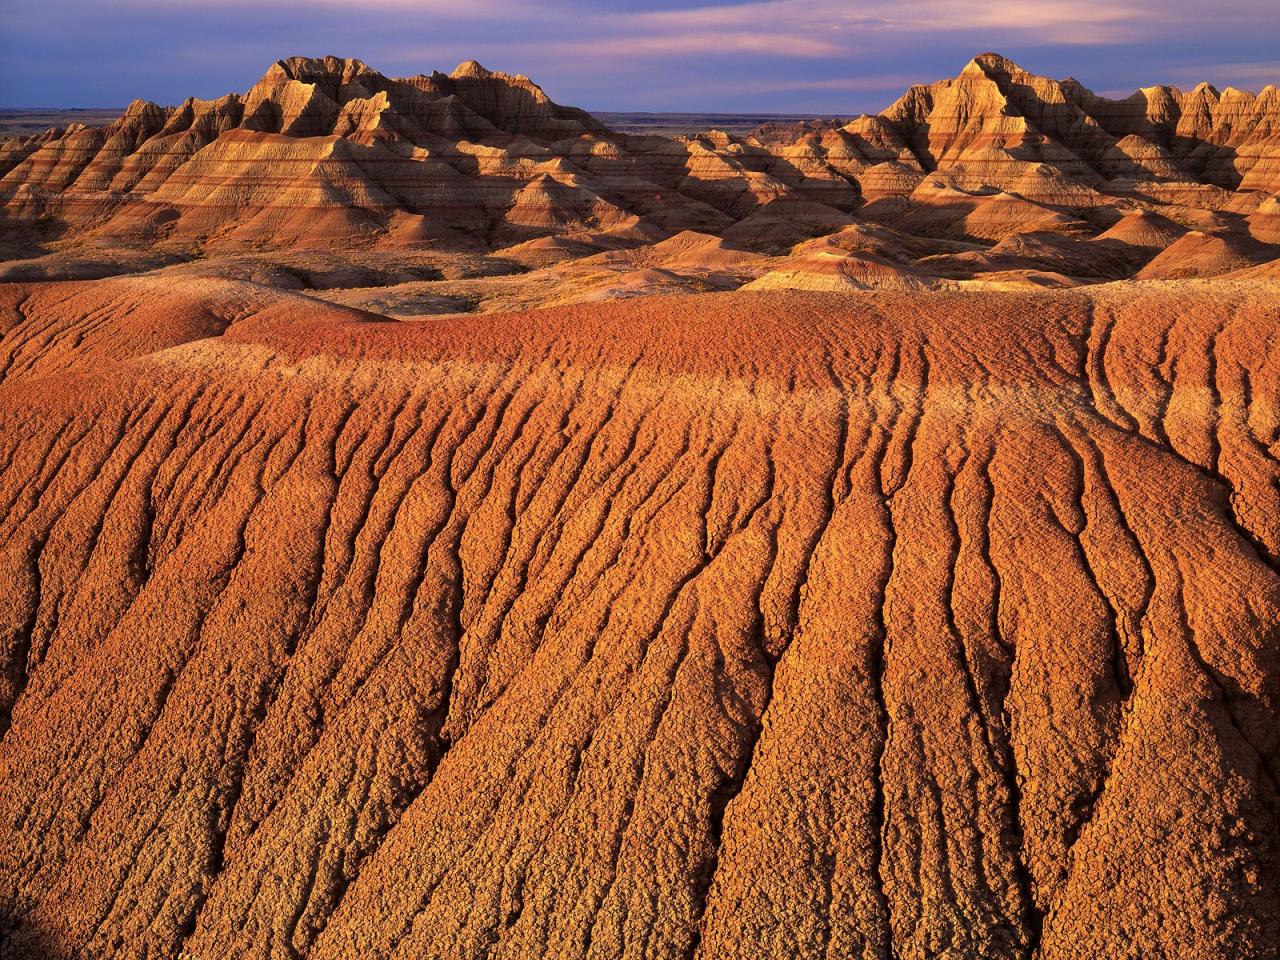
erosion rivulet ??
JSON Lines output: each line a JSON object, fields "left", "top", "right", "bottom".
{"left": 0, "top": 278, "right": 1278, "bottom": 958}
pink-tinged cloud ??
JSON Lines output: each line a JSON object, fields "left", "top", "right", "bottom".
{"left": 626, "top": 0, "right": 1139, "bottom": 44}
{"left": 626, "top": 0, "right": 1279, "bottom": 47}
{"left": 1164, "top": 62, "right": 1280, "bottom": 91}
{"left": 542, "top": 32, "right": 845, "bottom": 60}
{"left": 1, "top": 0, "right": 1276, "bottom": 112}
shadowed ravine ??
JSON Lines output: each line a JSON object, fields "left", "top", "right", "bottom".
{"left": 0, "top": 278, "right": 1277, "bottom": 959}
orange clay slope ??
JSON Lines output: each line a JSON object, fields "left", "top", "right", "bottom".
{"left": 0, "top": 277, "right": 1279, "bottom": 959}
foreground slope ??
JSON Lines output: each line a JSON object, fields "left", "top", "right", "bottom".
{"left": 0, "top": 279, "right": 1278, "bottom": 959}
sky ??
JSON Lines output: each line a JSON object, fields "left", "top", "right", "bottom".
{"left": 0, "top": 0, "right": 1276, "bottom": 114}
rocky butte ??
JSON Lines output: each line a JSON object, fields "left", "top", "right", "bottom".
{"left": 0, "top": 52, "right": 1277, "bottom": 960}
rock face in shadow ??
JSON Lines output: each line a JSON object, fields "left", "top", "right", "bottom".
{"left": 0, "top": 277, "right": 1278, "bottom": 959}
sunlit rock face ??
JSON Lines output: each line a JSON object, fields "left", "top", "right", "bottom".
{"left": 1, "top": 53, "right": 1277, "bottom": 267}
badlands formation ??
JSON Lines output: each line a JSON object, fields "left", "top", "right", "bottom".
{"left": 2, "top": 52, "right": 1280, "bottom": 298}
{"left": 0, "top": 54, "right": 1278, "bottom": 960}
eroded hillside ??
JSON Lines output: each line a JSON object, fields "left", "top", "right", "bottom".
{"left": 0, "top": 277, "right": 1277, "bottom": 959}
{"left": 1, "top": 54, "right": 1278, "bottom": 302}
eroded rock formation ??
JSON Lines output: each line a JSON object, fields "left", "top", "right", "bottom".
{"left": 0, "top": 276, "right": 1277, "bottom": 959}
{"left": 1, "top": 53, "right": 1277, "bottom": 295}
{"left": 0, "top": 52, "right": 1278, "bottom": 958}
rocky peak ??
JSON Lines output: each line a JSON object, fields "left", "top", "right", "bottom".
{"left": 967, "top": 52, "right": 1021, "bottom": 72}
{"left": 269, "top": 56, "right": 381, "bottom": 87}
{"left": 450, "top": 60, "right": 493, "bottom": 80}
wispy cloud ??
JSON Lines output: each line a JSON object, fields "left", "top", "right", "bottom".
{"left": 92, "top": 0, "right": 1269, "bottom": 54}
{"left": 111, "top": 0, "right": 531, "bottom": 11}
{"left": 541, "top": 31, "right": 844, "bottom": 60}
{"left": 615, "top": 0, "right": 1170, "bottom": 47}
{"left": 1, "top": 0, "right": 1276, "bottom": 111}
{"left": 640, "top": 72, "right": 926, "bottom": 100}
{"left": 1164, "top": 61, "right": 1279, "bottom": 91}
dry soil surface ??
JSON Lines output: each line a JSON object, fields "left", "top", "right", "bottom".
{"left": 0, "top": 278, "right": 1277, "bottom": 959}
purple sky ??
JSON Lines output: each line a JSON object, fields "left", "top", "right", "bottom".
{"left": 1, "top": 0, "right": 1276, "bottom": 113}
